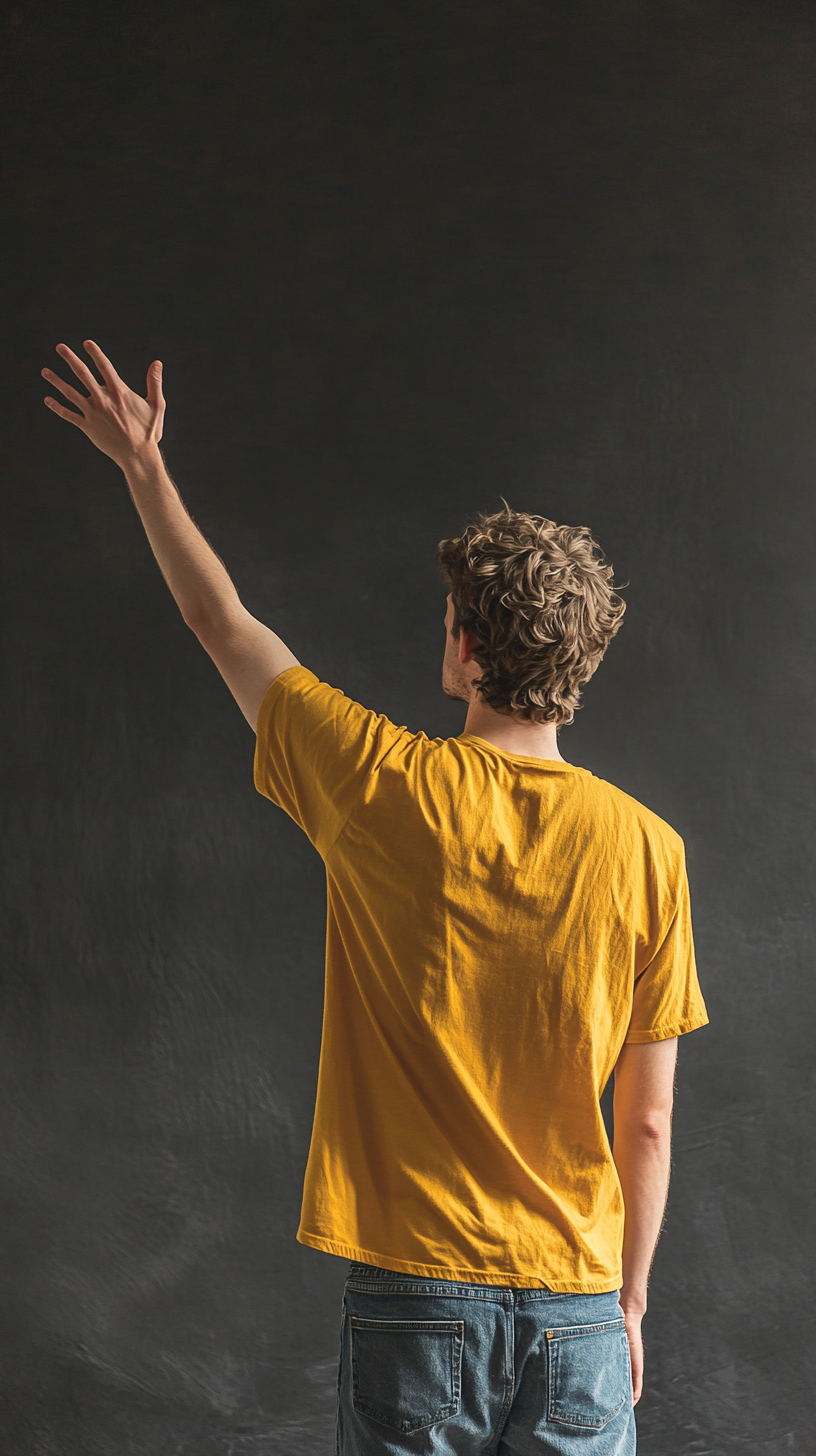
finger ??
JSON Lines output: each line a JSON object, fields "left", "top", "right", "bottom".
{"left": 146, "top": 359, "right": 164, "bottom": 410}
{"left": 44, "top": 396, "right": 86, "bottom": 425}
{"left": 631, "top": 1349, "right": 643, "bottom": 1405}
{"left": 55, "top": 343, "right": 103, "bottom": 394}
{"left": 41, "top": 367, "right": 87, "bottom": 408}
{"left": 82, "top": 338, "right": 123, "bottom": 389}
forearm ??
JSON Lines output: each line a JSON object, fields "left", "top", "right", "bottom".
{"left": 123, "top": 442, "right": 298, "bottom": 726}
{"left": 45, "top": 341, "right": 300, "bottom": 728}
{"left": 613, "top": 1118, "right": 672, "bottom": 1313}
{"left": 122, "top": 443, "right": 241, "bottom": 635}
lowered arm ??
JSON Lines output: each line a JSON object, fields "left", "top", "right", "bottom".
{"left": 612, "top": 1035, "right": 677, "bottom": 1405}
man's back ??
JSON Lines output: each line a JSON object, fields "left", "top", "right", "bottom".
{"left": 37, "top": 350, "right": 707, "bottom": 1427}
{"left": 254, "top": 666, "right": 707, "bottom": 1291}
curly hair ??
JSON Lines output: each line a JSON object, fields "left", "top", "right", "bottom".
{"left": 436, "top": 507, "right": 625, "bottom": 725}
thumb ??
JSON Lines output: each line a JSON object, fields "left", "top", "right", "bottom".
{"left": 146, "top": 360, "right": 165, "bottom": 410}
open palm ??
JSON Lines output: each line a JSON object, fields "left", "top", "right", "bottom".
{"left": 42, "top": 340, "right": 165, "bottom": 468}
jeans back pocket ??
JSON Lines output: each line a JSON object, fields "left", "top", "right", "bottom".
{"left": 547, "top": 1318, "right": 630, "bottom": 1431}
{"left": 350, "top": 1316, "right": 464, "bottom": 1433}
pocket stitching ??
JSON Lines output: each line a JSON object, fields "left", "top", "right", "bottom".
{"left": 351, "top": 1318, "right": 464, "bottom": 1433}
{"left": 351, "top": 1318, "right": 463, "bottom": 1332}
{"left": 546, "top": 1318, "right": 626, "bottom": 1340}
{"left": 547, "top": 1326, "right": 629, "bottom": 1431}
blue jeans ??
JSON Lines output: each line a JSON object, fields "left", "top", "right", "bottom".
{"left": 337, "top": 1264, "right": 636, "bottom": 1455}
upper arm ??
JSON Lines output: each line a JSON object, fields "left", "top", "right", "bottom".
{"left": 193, "top": 605, "right": 300, "bottom": 730}
{"left": 253, "top": 665, "right": 408, "bottom": 855}
{"left": 625, "top": 845, "right": 708, "bottom": 1045}
{"left": 613, "top": 1037, "right": 678, "bottom": 1130}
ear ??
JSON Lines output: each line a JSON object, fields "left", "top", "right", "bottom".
{"left": 458, "top": 630, "right": 479, "bottom": 665}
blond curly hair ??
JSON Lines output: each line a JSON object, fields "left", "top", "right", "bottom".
{"left": 436, "top": 507, "right": 626, "bottom": 725}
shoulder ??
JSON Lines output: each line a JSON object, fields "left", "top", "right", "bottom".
{"left": 259, "top": 667, "right": 440, "bottom": 774}
{"left": 260, "top": 666, "right": 401, "bottom": 738}
{"left": 583, "top": 773, "right": 687, "bottom": 868}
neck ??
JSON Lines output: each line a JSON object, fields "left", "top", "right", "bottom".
{"left": 461, "top": 696, "right": 565, "bottom": 762}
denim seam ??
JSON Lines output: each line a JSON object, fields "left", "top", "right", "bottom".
{"left": 344, "top": 1271, "right": 602, "bottom": 1307}
{"left": 346, "top": 1279, "right": 514, "bottom": 1305}
{"left": 484, "top": 1295, "right": 517, "bottom": 1455}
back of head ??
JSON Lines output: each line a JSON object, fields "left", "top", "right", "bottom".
{"left": 436, "top": 507, "right": 626, "bottom": 726}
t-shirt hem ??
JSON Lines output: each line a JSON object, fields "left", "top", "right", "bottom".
{"left": 296, "top": 1229, "right": 622, "bottom": 1294}
{"left": 624, "top": 1012, "right": 710, "bottom": 1044}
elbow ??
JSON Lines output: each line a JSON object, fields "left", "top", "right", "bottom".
{"left": 181, "top": 596, "right": 240, "bottom": 648}
{"left": 639, "top": 1116, "right": 671, "bottom": 1145}
{"left": 181, "top": 601, "right": 215, "bottom": 643}
{"left": 615, "top": 1110, "right": 672, "bottom": 1148}
{"left": 631, "top": 1114, "right": 672, "bottom": 1149}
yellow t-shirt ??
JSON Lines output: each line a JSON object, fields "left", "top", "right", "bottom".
{"left": 254, "top": 666, "right": 708, "bottom": 1292}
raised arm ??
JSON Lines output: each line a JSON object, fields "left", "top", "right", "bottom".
{"left": 612, "top": 1035, "right": 677, "bottom": 1405}
{"left": 42, "top": 341, "right": 298, "bottom": 729}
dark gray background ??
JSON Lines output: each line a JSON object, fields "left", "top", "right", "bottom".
{"left": 2, "top": 1, "right": 814, "bottom": 1451}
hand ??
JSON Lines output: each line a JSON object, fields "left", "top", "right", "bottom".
{"left": 621, "top": 1304, "right": 644, "bottom": 1406}
{"left": 42, "top": 340, "right": 165, "bottom": 469}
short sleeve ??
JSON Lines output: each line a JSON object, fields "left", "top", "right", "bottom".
{"left": 625, "top": 862, "right": 709, "bottom": 1043}
{"left": 253, "top": 666, "right": 409, "bottom": 857}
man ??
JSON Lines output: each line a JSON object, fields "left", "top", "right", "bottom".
{"left": 43, "top": 341, "right": 708, "bottom": 1455}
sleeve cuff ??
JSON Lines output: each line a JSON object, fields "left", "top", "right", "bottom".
{"left": 624, "top": 1012, "right": 710, "bottom": 1044}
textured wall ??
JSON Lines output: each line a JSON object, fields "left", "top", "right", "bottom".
{"left": 2, "top": 2, "right": 815, "bottom": 1451}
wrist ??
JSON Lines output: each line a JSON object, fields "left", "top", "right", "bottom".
{"left": 619, "top": 1290, "right": 647, "bottom": 1319}
{"left": 120, "top": 440, "right": 165, "bottom": 481}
